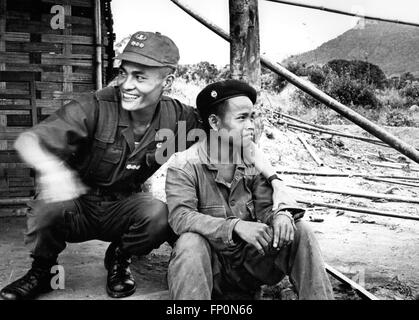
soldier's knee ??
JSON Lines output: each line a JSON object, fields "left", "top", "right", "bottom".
{"left": 173, "top": 232, "right": 211, "bottom": 262}
{"left": 295, "top": 220, "right": 315, "bottom": 242}
{"left": 28, "top": 200, "right": 67, "bottom": 229}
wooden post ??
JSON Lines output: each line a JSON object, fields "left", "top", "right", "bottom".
{"left": 229, "top": 0, "right": 261, "bottom": 90}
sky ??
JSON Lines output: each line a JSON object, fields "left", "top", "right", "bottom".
{"left": 111, "top": 0, "right": 419, "bottom": 66}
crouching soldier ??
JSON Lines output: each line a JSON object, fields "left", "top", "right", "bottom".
{"left": 165, "top": 80, "right": 334, "bottom": 300}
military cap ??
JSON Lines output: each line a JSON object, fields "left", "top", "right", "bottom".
{"left": 116, "top": 31, "right": 179, "bottom": 68}
{"left": 196, "top": 79, "right": 257, "bottom": 114}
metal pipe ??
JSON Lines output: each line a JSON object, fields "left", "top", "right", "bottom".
{"left": 170, "top": 0, "right": 419, "bottom": 164}
{"left": 264, "top": 0, "right": 419, "bottom": 28}
{"left": 94, "top": 0, "right": 103, "bottom": 90}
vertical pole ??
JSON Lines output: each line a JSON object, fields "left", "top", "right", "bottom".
{"left": 229, "top": 0, "right": 261, "bottom": 90}
{"left": 94, "top": 0, "right": 103, "bottom": 89}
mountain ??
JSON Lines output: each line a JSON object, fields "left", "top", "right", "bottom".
{"left": 284, "top": 20, "right": 419, "bottom": 77}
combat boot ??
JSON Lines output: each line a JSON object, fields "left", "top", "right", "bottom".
{"left": 0, "top": 262, "right": 55, "bottom": 300}
{"left": 104, "top": 243, "right": 136, "bottom": 298}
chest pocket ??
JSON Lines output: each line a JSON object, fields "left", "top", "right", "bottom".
{"left": 89, "top": 144, "right": 123, "bottom": 183}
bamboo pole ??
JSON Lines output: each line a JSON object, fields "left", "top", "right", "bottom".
{"left": 264, "top": 0, "right": 419, "bottom": 28}
{"left": 288, "top": 183, "right": 419, "bottom": 204}
{"left": 170, "top": 0, "right": 419, "bottom": 164}
{"left": 282, "top": 120, "right": 391, "bottom": 148}
{"left": 325, "top": 264, "right": 379, "bottom": 300}
{"left": 276, "top": 168, "right": 419, "bottom": 181}
{"left": 297, "top": 133, "right": 324, "bottom": 166}
{"left": 94, "top": 0, "right": 103, "bottom": 90}
{"left": 280, "top": 118, "right": 387, "bottom": 147}
{"left": 277, "top": 112, "right": 340, "bottom": 133}
{"left": 369, "top": 161, "right": 419, "bottom": 172}
{"left": 298, "top": 200, "right": 419, "bottom": 221}
{"left": 364, "top": 177, "right": 419, "bottom": 188}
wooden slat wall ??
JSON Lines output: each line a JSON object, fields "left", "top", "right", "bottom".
{"left": 0, "top": 0, "right": 114, "bottom": 210}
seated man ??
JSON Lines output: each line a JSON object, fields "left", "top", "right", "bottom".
{"left": 165, "top": 80, "right": 334, "bottom": 300}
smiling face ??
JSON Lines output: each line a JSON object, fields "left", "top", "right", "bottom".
{"left": 116, "top": 61, "right": 174, "bottom": 112}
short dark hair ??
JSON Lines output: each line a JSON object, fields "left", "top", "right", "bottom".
{"left": 198, "top": 100, "right": 228, "bottom": 133}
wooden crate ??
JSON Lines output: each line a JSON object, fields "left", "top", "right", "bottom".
{"left": 0, "top": 0, "right": 115, "bottom": 201}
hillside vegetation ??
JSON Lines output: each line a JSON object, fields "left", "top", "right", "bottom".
{"left": 284, "top": 20, "right": 419, "bottom": 77}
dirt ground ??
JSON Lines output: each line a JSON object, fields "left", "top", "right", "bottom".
{"left": 0, "top": 124, "right": 418, "bottom": 300}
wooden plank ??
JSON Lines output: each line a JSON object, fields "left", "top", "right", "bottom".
{"left": 0, "top": 152, "right": 22, "bottom": 163}
{"left": 40, "top": 91, "right": 85, "bottom": 99}
{"left": 5, "top": 168, "right": 32, "bottom": 176}
{"left": 0, "top": 105, "right": 32, "bottom": 110}
{"left": 0, "top": 207, "right": 29, "bottom": 218}
{"left": 0, "top": 110, "right": 29, "bottom": 115}
{"left": 42, "top": 52, "right": 94, "bottom": 60}
{"left": 5, "top": 10, "right": 30, "bottom": 20}
{"left": 6, "top": 20, "right": 64, "bottom": 34}
{"left": 0, "top": 88, "right": 28, "bottom": 95}
{"left": 35, "top": 99, "right": 64, "bottom": 108}
{"left": 4, "top": 63, "right": 43, "bottom": 72}
{"left": 8, "top": 180, "right": 34, "bottom": 187}
{"left": 42, "top": 0, "right": 93, "bottom": 7}
{"left": 0, "top": 93, "right": 32, "bottom": 99}
{"left": 72, "top": 44, "right": 95, "bottom": 55}
{"left": 40, "top": 13, "right": 94, "bottom": 26}
{"left": 5, "top": 114, "right": 32, "bottom": 127}
{"left": 0, "top": 71, "right": 36, "bottom": 82}
{"left": 41, "top": 72, "right": 92, "bottom": 83}
{"left": 3, "top": 32, "right": 30, "bottom": 42}
{"left": 0, "top": 0, "right": 5, "bottom": 90}
{"left": 0, "top": 197, "right": 32, "bottom": 205}
{"left": 73, "top": 83, "right": 94, "bottom": 91}
{"left": 36, "top": 81, "right": 63, "bottom": 91}
{"left": 41, "top": 57, "right": 93, "bottom": 67}
{"left": 6, "top": 41, "right": 63, "bottom": 53}
{"left": 0, "top": 52, "right": 29, "bottom": 64}
{"left": 42, "top": 34, "right": 93, "bottom": 44}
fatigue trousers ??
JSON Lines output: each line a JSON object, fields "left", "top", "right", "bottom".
{"left": 168, "top": 220, "right": 334, "bottom": 300}
{"left": 25, "top": 192, "right": 175, "bottom": 263}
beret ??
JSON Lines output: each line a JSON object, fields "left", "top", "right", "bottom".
{"left": 196, "top": 80, "right": 257, "bottom": 114}
{"left": 116, "top": 31, "right": 179, "bottom": 68}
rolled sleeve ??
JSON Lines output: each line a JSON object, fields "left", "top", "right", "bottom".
{"left": 29, "top": 95, "right": 97, "bottom": 160}
{"left": 251, "top": 174, "right": 305, "bottom": 225}
{"left": 165, "top": 164, "right": 239, "bottom": 250}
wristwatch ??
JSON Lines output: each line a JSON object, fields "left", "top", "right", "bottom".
{"left": 267, "top": 173, "right": 282, "bottom": 185}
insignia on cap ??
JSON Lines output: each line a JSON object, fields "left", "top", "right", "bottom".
{"left": 131, "top": 41, "right": 144, "bottom": 48}
{"left": 211, "top": 90, "right": 218, "bottom": 98}
{"left": 135, "top": 34, "right": 147, "bottom": 41}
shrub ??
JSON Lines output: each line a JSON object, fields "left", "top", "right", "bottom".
{"left": 385, "top": 110, "right": 414, "bottom": 126}
{"left": 400, "top": 81, "right": 419, "bottom": 106}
